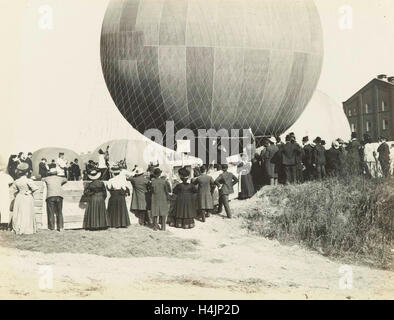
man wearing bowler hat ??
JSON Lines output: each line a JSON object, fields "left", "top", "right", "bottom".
{"left": 281, "top": 134, "right": 301, "bottom": 184}
{"left": 214, "top": 164, "right": 238, "bottom": 219}
{"left": 312, "top": 137, "right": 326, "bottom": 179}
{"left": 302, "top": 136, "right": 314, "bottom": 181}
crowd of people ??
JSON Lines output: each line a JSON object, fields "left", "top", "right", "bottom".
{"left": 248, "top": 132, "right": 392, "bottom": 189}
{"left": 7, "top": 151, "right": 82, "bottom": 181}
{"left": 0, "top": 131, "right": 392, "bottom": 235}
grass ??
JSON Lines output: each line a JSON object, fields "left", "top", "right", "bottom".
{"left": 0, "top": 224, "right": 199, "bottom": 258}
{"left": 239, "top": 175, "right": 394, "bottom": 270}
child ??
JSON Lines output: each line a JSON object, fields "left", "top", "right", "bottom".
{"left": 150, "top": 168, "right": 171, "bottom": 231}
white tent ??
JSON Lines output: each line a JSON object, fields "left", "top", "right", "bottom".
{"left": 283, "top": 90, "right": 351, "bottom": 145}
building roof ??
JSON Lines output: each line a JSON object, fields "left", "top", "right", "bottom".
{"left": 343, "top": 78, "right": 394, "bottom": 104}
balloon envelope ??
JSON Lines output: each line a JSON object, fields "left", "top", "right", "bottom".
{"left": 101, "top": 0, "right": 323, "bottom": 137}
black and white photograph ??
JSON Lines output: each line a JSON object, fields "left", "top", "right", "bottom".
{"left": 0, "top": 0, "right": 393, "bottom": 304}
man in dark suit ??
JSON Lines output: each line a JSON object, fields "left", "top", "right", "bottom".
{"left": 313, "top": 137, "right": 326, "bottom": 179}
{"left": 290, "top": 134, "right": 304, "bottom": 183}
{"left": 275, "top": 136, "right": 285, "bottom": 184}
{"left": 326, "top": 141, "right": 341, "bottom": 176}
{"left": 71, "top": 159, "right": 81, "bottom": 181}
{"left": 214, "top": 164, "right": 238, "bottom": 218}
{"left": 42, "top": 168, "right": 68, "bottom": 231}
{"left": 25, "top": 152, "right": 33, "bottom": 177}
{"left": 39, "top": 158, "right": 49, "bottom": 179}
{"left": 346, "top": 132, "right": 361, "bottom": 175}
{"left": 281, "top": 134, "right": 301, "bottom": 184}
{"left": 302, "top": 136, "right": 314, "bottom": 181}
{"left": 377, "top": 136, "right": 390, "bottom": 178}
{"left": 48, "top": 159, "right": 56, "bottom": 169}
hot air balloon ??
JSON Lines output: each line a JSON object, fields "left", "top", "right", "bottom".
{"left": 100, "top": 0, "right": 324, "bottom": 140}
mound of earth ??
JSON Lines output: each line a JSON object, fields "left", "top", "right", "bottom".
{"left": 0, "top": 225, "right": 199, "bottom": 258}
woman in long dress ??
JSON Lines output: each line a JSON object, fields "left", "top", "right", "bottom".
{"left": 106, "top": 167, "right": 131, "bottom": 228}
{"left": 237, "top": 154, "right": 255, "bottom": 200}
{"left": 83, "top": 170, "right": 109, "bottom": 230}
{"left": 262, "top": 138, "right": 279, "bottom": 185}
{"left": 11, "top": 163, "right": 39, "bottom": 235}
{"left": 168, "top": 167, "right": 198, "bottom": 229}
{"left": 0, "top": 165, "right": 14, "bottom": 228}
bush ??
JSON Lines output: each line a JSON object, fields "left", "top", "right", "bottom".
{"left": 241, "top": 176, "right": 393, "bottom": 269}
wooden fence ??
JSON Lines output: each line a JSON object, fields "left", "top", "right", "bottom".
{"left": 33, "top": 181, "right": 133, "bottom": 230}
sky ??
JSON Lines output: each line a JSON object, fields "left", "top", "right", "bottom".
{"left": 1, "top": 0, "right": 394, "bottom": 159}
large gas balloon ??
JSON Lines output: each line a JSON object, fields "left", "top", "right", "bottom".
{"left": 101, "top": 0, "right": 323, "bottom": 137}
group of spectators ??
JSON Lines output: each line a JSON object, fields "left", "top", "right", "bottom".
{"left": 7, "top": 152, "right": 81, "bottom": 181}
{"left": 6, "top": 152, "right": 33, "bottom": 180}
{"left": 248, "top": 132, "right": 392, "bottom": 191}
{"left": 1, "top": 132, "right": 391, "bottom": 235}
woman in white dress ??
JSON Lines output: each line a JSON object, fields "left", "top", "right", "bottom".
{"left": 11, "top": 163, "right": 39, "bottom": 235}
{"left": 0, "top": 164, "right": 14, "bottom": 228}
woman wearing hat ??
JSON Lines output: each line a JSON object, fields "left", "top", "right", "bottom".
{"left": 168, "top": 167, "right": 198, "bottom": 229}
{"left": 83, "top": 170, "right": 109, "bottom": 230}
{"left": 237, "top": 153, "right": 255, "bottom": 200}
{"left": 11, "top": 162, "right": 39, "bottom": 234}
{"left": 106, "top": 166, "right": 131, "bottom": 228}
{"left": 0, "top": 163, "right": 14, "bottom": 228}
{"left": 262, "top": 137, "right": 279, "bottom": 186}
{"left": 127, "top": 166, "right": 150, "bottom": 226}
{"left": 150, "top": 168, "right": 171, "bottom": 231}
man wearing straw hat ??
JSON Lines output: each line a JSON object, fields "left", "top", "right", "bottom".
{"left": 42, "top": 168, "right": 68, "bottom": 231}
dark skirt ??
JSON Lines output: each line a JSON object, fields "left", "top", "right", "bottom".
{"left": 83, "top": 194, "right": 109, "bottom": 230}
{"left": 167, "top": 194, "right": 197, "bottom": 229}
{"left": 239, "top": 173, "right": 256, "bottom": 199}
{"left": 108, "top": 190, "right": 130, "bottom": 228}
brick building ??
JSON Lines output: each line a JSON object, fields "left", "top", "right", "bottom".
{"left": 343, "top": 75, "right": 394, "bottom": 142}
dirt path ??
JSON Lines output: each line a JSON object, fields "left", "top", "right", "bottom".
{"left": 0, "top": 198, "right": 392, "bottom": 299}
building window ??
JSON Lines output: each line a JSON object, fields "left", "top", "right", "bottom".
{"left": 348, "top": 109, "right": 352, "bottom": 116}
{"left": 366, "top": 121, "right": 371, "bottom": 132}
{"left": 382, "top": 101, "right": 386, "bottom": 111}
{"left": 365, "top": 103, "right": 369, "bottom": 113}
{"left": 353, "top": 108, "right": 356, "bottom": 115}
{"left": 383, "top": 119, "right": 389, "bottom": 130}
{"left": 351, "top": 123, "right": 356, "bottom": 132}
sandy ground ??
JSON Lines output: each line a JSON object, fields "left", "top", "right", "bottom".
{"left": 0, "top": 198, "right": 393, "bottom": 300}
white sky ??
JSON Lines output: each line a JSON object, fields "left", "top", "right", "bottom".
{"left": 1, "top": 0, "right": 393, "bottom": 158}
